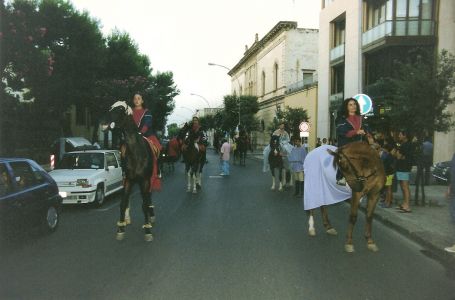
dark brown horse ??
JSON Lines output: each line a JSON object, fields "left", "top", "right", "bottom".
{"left": 327, "top": 141, "right": 385, "bottom": 252}
{"left": 178, "top": 123, "right": 205, "bottom": 193}
{"left": 102, "top": 101, "right": 156, "bottom": 242}
{"left": 268, "top": 135, "right": 284, "bottom": 191}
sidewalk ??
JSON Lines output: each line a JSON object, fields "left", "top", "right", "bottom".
{"left": 248, "top": 151, "right": 455, "bottom": 267}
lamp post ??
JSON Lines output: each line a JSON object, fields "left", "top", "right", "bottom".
{"left": 190, "top": 93, "right": 211, "bottom": 108}
{"left": 208, "top": 62, "right": 241, "bottom": 132}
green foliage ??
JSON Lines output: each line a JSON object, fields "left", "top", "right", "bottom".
{"left": 382, "top": 49, "right": 455, "bottom": 136}
{"left": 166, "top": 123, "right": 180, "bottom": 138}
{"left": 222, "top": 95, "right": 260, "bottom": 134}
{"left": 270, "top": 106, "right": 309, "bottom": 137}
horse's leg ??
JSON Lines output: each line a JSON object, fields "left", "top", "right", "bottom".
{"left": 278, "top": 167, "right": 283, "bottom": 191}
{"left": 140, "top": 180, "right": 153, "bottom": 242}
{"left": 270, "top": 168, "right": 276, "bottom": 190}
{"left": 345, "top": 192, "right": 362, "bottom": 252}
{"left": 192, "top": 165, "right": 198, "bottom": 194}
{"left": 186, "top": 164, "right": 191, "bottom": 192}
{"left": 308, "top": 209, "right": 316, "bottom": 236}
{"left": 321, "top": 206, "right": 337, "bottom": 235}
{"left": 116, "top": 180, "right": 132, "bottom": 240}
{"left": 365, "top": 191, "right": 380, "bottom": 252}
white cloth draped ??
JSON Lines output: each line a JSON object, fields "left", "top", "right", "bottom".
{"left": 303, "top": 145, "right": 352, "bottom": 210}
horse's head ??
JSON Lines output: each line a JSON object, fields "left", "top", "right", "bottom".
{"left": 328, "top": 142, "right": 384, "bottom": 192}
{"left": 100, "top": 101, "right": 133, "bottom": 131}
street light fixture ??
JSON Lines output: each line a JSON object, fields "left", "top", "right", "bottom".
{"left": 190, "top": 93, "right": 211, "bottom": 108}
{"left": 208, "top": 62, "right": 241, "bottom": 131}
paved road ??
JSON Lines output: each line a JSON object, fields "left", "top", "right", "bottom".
{"left": 1, "top": 151, "right": 454, "bottom": 300}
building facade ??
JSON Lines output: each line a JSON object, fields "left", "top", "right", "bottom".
{"left": 228, "top": 21, "right": 319, "bottom": 148}
{"left": 318, "top": 0, "right": 455, "bottom": 162}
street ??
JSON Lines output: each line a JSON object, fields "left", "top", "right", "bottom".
{"left": 0, "top": 151, "right": 454, "bottom": 300}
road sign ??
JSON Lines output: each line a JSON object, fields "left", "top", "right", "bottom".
{"left": 353, "top": 94, "right": 373, "bottom": 115}
{"left": 299, "top": 122, "right": 310, "bottom": 132}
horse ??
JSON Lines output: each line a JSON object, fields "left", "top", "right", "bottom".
{"left": 303, "top": 142, "right": 385, "bottom": 253}
{"left": 266, "top": 135, "right": 285, "bottom": 191}
{"left": 234, "top": 134, "right": 249, "bottom": 166}
{"left": 179, "top": 124, "right": 205, "bottom": 193}
{"left": 101, "top": 101, "right": 157, "bottom": 242}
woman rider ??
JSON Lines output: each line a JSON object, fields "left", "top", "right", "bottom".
{"left": 131, "top": 93, "right": 161, "bottom": 189}
{"left": 335, "top": 97, "right": 371, "bottom": 185}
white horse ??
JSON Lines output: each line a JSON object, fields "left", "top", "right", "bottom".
{"left": 263, "top": 139, "right": 294, "bottom": 191}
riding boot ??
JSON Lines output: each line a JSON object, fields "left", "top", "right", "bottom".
{"left": 294, "top": 182, "right": 300, "bottom": 197}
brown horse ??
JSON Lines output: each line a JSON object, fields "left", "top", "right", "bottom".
{"left": 328, "top": 141, "right": 385, "bottom": 252}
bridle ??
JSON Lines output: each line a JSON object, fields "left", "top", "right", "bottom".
{"left": 338, "top": 149, "right": 377, "bottom": 191}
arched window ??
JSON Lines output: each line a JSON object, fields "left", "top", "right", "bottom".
{"left": 274, "top": 63, "right": 279, "bottom": 91}
{"left": 261, "top": 71, "right": 266, "bottom": 96}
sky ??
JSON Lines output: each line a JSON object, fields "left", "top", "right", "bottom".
{"left": 70, "top": 0, "right": 320, "bottom": 125}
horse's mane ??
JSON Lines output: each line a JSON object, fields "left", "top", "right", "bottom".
{"left": 110, "top": 101, "right": 133, "bottom": 115}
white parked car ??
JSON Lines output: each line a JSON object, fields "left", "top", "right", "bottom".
{"left": 48, "top": 150, "right": 123, "bottom": 206}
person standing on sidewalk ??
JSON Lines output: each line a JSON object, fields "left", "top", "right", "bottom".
{"left": 444, "top": 152, "right": 455, "bottom": 253}
{"left": 391, "top": 130, "right": 413, "bottom": 213}
{"left": 219, "top": 138, "right": 231, "bottom": 176}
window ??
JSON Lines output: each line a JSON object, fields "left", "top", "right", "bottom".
{"left": 421, "top": 0, "right": 433, "bottom": 19}
{"left": 274, "top": 63, "right": 279, "bottom": 91}
{"left": 409, "top": 0, "right": 420, "bottom": 18}
{"left": 106, "top": 153, "right": 118, "bottom": 168}
{"left": 396, "top": 0, "right": 407, "bottom": 18}
{"left": 10, "top": 162, "right": 38, "bottom": 190}
{"left": 331, "top": 65, "right": 345, "bottom": 94}
{"left": 0, "top": 163, "right": 12, "bottom": 196}
{"left": 261, "top": 71, "right": 266, "bottom": 96}
{"left": 333, "top": 20, "right": 345, "bottom": 47}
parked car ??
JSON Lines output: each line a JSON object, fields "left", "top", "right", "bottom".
{"left": 49, "top": 137, "right": 100, "bottom": 169}
{"left": 0, "top": 158, "right": 62, "bottom": 235}
{"left": 432, "top": 160, "right": 451, "bottom": 184}
{"left": 48, "top": 150, "right": 123, "bottom": 207}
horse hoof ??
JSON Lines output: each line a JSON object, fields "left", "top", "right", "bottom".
{"left": 116, "top": 232, "right": 125, "bottom": 241}
{"left": 326, "top": 228, "right": 338, "bottom": 236}
{"left": 345, "top": 244, "right": 355, "bottom": 253}
{"left": 278, "top": 187, "right": 283, "bottom": 191}
{"left": 308, "top": 228, "right": 316, "bottom": 236}
{"left": 125, "top": 218, "right": 131, "bottom": 225}
{"left": 144, "top": 234, "right": 153, "bottom": 242}
{"left": 187, "top": 188, "right": 191, "bottom": 193}
{"left": 270, "top": 186, "right": 275, "bottom": 190}
{"left": 367, "top": 243, "right": 379, "bottom": 252}
{"left": 192, "top": 189, "right": 197, "bottom": 194}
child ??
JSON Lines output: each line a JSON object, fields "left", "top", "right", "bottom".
{"left": 288, "top": 136, "right": 307, "bottom": 197}
{"left": 380, "top": 143, "right": 396, "bottom": 208}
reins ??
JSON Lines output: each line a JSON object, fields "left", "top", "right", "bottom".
{"left": 338, "top": 150, "right": 377, "bottom": 184}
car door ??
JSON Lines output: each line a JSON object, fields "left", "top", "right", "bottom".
{"left": 105, "top": 152, "right": 122, "bottom": 193}
{"left": 9, "top": 161, "right": 48, "bottom": 223}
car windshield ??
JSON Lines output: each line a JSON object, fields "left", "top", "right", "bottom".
{"left": 57, "top": 153, "right": 104, "bottom": 170}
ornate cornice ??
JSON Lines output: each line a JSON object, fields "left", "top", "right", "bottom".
{"left": 228, "top": 21, "right": 298, "bottom": 76}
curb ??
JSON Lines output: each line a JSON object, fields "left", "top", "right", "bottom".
{"left": 359, "top": 205, "right": 455, "bottom": 268}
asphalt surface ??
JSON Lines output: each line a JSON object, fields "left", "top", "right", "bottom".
{"left": 1, "top": 151, "right": 454, "bottom": 300}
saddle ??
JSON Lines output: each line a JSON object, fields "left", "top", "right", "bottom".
{"left": 143, "top": 137, "right": 160, "bottom": 158}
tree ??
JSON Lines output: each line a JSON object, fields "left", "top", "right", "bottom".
{"left": 222, "top": 95, "right": 260, "bottom": 134}
{"left": 382, "top": 49, "right": 455, "bottom": 137}
{"left": 166, "top": 123, "right": 180, "bottom": 138}
{"left": 270, "top": 106, "right": 309, "bottom": 137}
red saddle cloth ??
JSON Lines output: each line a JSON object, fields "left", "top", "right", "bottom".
{"left": 144, "top": 136, "right": 162, "bottom": 191}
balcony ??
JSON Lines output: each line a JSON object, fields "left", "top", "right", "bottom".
{"left": 362, "top": 20, "right": 435, "bottom": 48}
{"left": 285, "top": 77, "right": 316, "bottom": 94}
{"left": 330, "top": 44, "right": 345, "bottom": 63}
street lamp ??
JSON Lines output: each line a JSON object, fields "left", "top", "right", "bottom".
{"left": 208, "top": 62, "right": 241, "bottom": 131}
{"left": 190, "top": 93, "right": 211, "bottom": 108}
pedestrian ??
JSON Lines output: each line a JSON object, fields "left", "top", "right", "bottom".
{"left": 422, "top": 136, "right": 433, "bottom": 185}
{"left": 379, "top": 143, "right": 396, "bottom": 208}
{"left": 288, "top": 136, "right": 307, "bottom": 197}
{"left": 335, "top": 97, "right": 372, "bottom": 185}
{"left": 316, "top": 137, "right": 321, "bottom": 147}
{"left": 219, "top": 138, "right": 231, "bottom": 176}
{"left": 391, "top": 130, "right": 413, "bottom": 213}
{"left": 444, "top": 152, "right": 455, "bottom": 253}
{"left": 322, "top": 138, "right": 328, "bottom": 145}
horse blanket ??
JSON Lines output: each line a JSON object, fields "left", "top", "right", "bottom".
{"left": 303, "top": 145, "right": 351, "bottom": 210}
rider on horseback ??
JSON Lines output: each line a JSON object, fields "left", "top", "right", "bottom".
{"left": 187, "top": 116, "right": 208, "bottom": 153}
{"left": 335, "top": 98, "right": 372, "bottom": 185}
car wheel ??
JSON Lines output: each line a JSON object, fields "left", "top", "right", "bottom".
{"left": 43, "top": 205, "right": 59, "bottom": 233}
{"left": 94, "top": 185, "right": 105, "bottom": 207}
